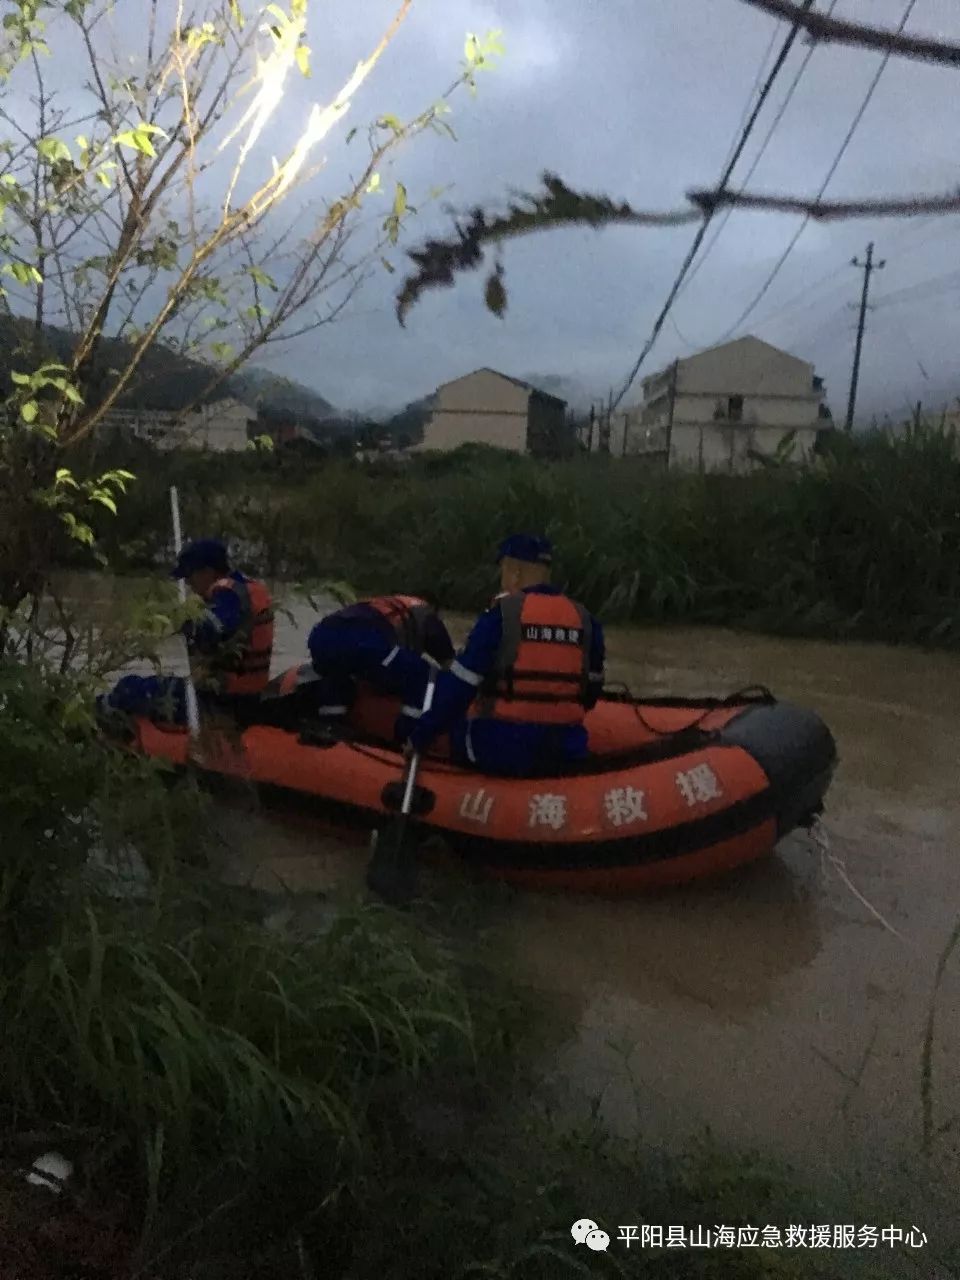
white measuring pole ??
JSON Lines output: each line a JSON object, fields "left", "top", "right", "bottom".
{"left": 169, "top": 486, "right": 201, "bottom": 738}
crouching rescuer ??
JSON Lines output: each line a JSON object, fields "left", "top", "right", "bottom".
{"left": 256, "top": 593, "right": 455, "bottom": 735}
{"left": 98, "top": 538, "right": 274, "bottom": 726}
{"left": 401, "top": 535, "right": 605, "bottom": 776}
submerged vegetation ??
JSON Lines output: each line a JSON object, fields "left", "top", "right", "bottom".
{"left": 90, "top": 420, "right": 960, "bottom": 648}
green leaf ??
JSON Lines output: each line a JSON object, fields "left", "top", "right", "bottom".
{"left": 247, "top": 265, "right": 277, "bottom": 290}
{"left": 380, "top": 256, "right": 395, "bottom": 274}
{"left": 365, "top": 172, "right": 381, "bottom": 194}
{"left": 393, "top": 182, "right": 407, "bottom": 217}
{"left": 95, "top": 168, "right": 113, "bottom": 188}
{"left": 485, "top": 29, "right": 505, "bottom": 56}
{"left": 3, "top": 261, "right": 43, "bottom": 284}
{"left": 377, "top": 114, "right": 402, "bottom": 134}
{"left": 294, "top": 42, "right": 310, "bottom": 77}
{"left": 61, "top": 512, "right": 95, "bottom": 546}
{"left": 10, "top": 370, "right": 31, "bottom": 386}
{"left": 92, "top": 492, "right": 117, "bottom": 515}
{"left": 114, "top": 123, "right": 166, "bottom": 158}
{"left": 49, "top": 378, "right": 83, "bottom": 404}
{"left": 20, "top": 400, "right": 38, "bottom": 423}
{"left": 55, "top": 468, "right": 79, "bottom": 487}
{"left": 228, "top": 0, "right": 245, "bottom": 28}
{"left": 37, "top": 136, "right": 71, "bottom": 164}
{"left": 345, "top": 126, "right": 357, "bottom": 145}
{"left": 211, "top": 342, "right": 234, "bottom": 362}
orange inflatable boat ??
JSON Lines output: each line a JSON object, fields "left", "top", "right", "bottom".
{"left": 124, "top": 674, "right": 837, "bottom": 894}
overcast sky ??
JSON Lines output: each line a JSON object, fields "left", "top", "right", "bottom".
{"left": 260, "top": 0, "right": 957, "bottom": 423}
{"left": 14, "top": 0, "right": 960, "bottom": 423}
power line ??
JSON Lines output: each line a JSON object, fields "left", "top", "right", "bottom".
{"left": 609, "top": 0, "right": 815, "bottom": 411}
{"left": 678, "top": 0, "right": 840, "bottom": 301}
{"left": 872, "top": 264, "right": 960, "bottom": 308}
{"left": 719, "top": 18, "right": 785, "bottom": 173}
{"left": 667, "top": 311, "right": 700, "bottom": 350}
{"left": 711, "top": 0, "right": 920, "bottom": 346}
{"left": 754, "top": 219, "right": 960, "bottom": 339}
{"left": 751, "top": 259, "right": 854, "bottom": 327}
{"left": 873, "top": 277, "right": 960, "bottom": 309}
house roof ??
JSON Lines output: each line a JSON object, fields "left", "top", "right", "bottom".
{"left": 640, "top": 335, "right": 813, "bottom": 389}
{"left": 435, "top": 367, "right": 567, "bottom": 407}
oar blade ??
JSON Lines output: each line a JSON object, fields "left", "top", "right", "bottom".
{"left": 366, "top": 821, "right": 418, "bottom": 907}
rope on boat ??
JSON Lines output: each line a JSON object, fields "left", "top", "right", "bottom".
{"left": 603, "top": 680, "right": 775, "bottom": 737}
{"left": 337, "top": 683, "right": 777, "bottom": 773}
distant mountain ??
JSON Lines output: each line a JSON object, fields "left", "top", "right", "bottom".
{"left": 228, "top": 366, "right": 336, "bottom": 427}
{"left": 0, "top": 315, "right": 337, "bottom": 427}
{"left": 382, "top": 394, "right": 435, "bottom": 446}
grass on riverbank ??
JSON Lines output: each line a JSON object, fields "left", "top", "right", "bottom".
{"left": 87, "top": 423, "right": 960, "bottom": 649}
{"left": 2, "top": 662, "right": 957, "bottom": 1279}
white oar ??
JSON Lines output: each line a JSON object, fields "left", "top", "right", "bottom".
{"left": 169, "top": 486, "right": 201, "bottom": 739}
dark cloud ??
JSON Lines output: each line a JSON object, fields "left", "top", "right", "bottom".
{"left": 13, "top": 0, "right": 960, "bottom": 422}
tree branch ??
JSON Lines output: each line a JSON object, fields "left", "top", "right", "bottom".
{"left": 396, "top": 172, "right": 700, "bottom": 324}
{"left": 737, "top": 0, "right": 960, "bottom": 68}
{"left": 688, "top": 185, "right": 960, "bottom": 220}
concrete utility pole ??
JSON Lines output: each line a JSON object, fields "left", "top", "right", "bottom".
{"left": 845, "top": 242, "right": 885, "bottom": 433}
{"left": 599, "top": 388, "right": 613, "bottom": 454}
{"left": 665, "top": 359, "right": 679, "bottom": 469}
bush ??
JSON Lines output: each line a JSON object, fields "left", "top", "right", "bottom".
{"left": 0, "top": 663, "right": 524, "bottom": 1270}
{"left": 92, "top": 424, "right": 960, "bottom": 647}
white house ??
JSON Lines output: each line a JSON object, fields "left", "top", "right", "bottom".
{"left": 417, "top": 368, "right": 572, "bottom": 457}
{"left": 634, "top": 336, "right": 832, "bottom": 472}
{"left": 99, "top": 397, "right": 256, "bottom": 452}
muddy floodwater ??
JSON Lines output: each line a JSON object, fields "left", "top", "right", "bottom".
{"left": 80, "top": 577, "right": 960, "bottom": 1194}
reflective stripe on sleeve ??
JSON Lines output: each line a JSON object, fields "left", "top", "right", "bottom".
{"left": 450, "top": 659, "right": 483, "bottom": 687}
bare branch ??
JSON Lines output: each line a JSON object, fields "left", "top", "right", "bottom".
{"left": 688, "top": 185, "right": 960, "bottom": 221}
{"left": 738, "top": 0, "right": 960, "bottom": 68}
{"left": 396, "top": 172, "right": 699, "bottom": 324}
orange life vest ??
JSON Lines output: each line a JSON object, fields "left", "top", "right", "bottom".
{"left": 473, "top": 590, "right": 592, "bottom": 727}
{"left": 192, "top": 575, "right": 275, "bottom": 696}
{"left": 365, "top": 594, "right": 435, "bottom": 654}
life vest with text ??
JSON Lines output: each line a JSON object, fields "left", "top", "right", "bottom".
{"left": 473, "top": 590, "right": 592, "bottom": 726}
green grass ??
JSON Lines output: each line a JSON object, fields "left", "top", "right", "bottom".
{"left": 2, "top": 663, "right": 958, "bottom": 1279}
{"left": 89, "top": 422, "right": 960, "bottom": 648}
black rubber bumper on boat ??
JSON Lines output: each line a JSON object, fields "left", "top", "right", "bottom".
{"left": 716, "top": 701, "right": 838, "bottom": 837}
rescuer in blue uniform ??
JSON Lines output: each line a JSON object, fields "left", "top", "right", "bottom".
{"left": 296, "top": 592, "right": 455, "bottom": 728}
{"left": 97, "top": 538, "right": 274, "bottom": 725}
{"left": 401, "top": 535, "right": 606, "bottom": 776}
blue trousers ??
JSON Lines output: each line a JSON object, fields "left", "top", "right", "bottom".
{"left": 446, "top": 717, "right": 589, "bottom": 777}
{"left": 307, "top": 620, "right": 434, "bottom": 719}
{"left": 99, "top": 674, "right": 188, "bottom": 724}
